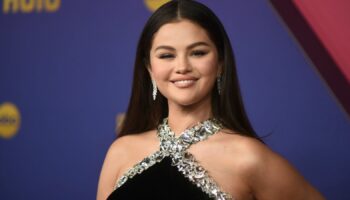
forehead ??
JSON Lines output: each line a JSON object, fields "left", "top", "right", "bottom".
{"left": 151, "top": 20, "right": 213, "bottom": 48}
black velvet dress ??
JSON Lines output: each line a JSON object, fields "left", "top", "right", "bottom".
{"left": 107, "top": 118, "right": 233, "bottom": 200}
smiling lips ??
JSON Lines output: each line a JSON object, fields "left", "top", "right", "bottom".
{"left": 172, "top": 79, "right": 197, "bottom": 88}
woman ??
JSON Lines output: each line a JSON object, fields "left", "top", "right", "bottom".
{"left": 97, "top": 1, "right": 325, "bottom": 199}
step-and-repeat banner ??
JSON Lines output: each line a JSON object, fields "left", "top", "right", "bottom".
{"left": 1, "top": 0, "right": 349, "bottom": 199}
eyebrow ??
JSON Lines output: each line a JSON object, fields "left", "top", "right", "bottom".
{"left": 154, "top": 42, "right": 210, "bottom": 52}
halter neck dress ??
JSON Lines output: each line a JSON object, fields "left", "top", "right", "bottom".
{"left": 107, "top": 118, "right": 233, "bottom": 200}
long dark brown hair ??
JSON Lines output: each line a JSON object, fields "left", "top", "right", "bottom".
{"left": 118, "top": 0, "right": 262, "bottom": 141}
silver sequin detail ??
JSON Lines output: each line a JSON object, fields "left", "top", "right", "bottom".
{"left": 114, "top": 151, "right": 165, "bottom": 189}
{"left": 114, "top": 118, "right": 233, "bottom": 200}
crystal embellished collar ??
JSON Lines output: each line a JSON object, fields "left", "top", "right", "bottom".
{"left": 114, "top": 118, "right": 233, "bottom": 200}
{"left": 157, "top": 117, "right": 224, "bottom": 153}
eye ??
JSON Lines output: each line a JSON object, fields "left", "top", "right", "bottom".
{"left": 191, "top": 50, "right": 208, "bottom": 57}
{"left": 158, "top": 53, "right": 175, "bottom": 59}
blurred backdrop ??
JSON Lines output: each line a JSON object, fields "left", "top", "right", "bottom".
{"left": 1, "top": 0, "right": 349, "bottom": 199}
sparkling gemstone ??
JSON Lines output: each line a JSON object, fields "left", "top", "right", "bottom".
{"left": 118, "top": 176, "right": 127, "bottom": 185}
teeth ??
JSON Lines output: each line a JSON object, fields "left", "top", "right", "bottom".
{"left": 174, "top": 80, "right": 194, "bottom": 84}
{"left": 173, "top": 79, "right": 196, "bottom": 87}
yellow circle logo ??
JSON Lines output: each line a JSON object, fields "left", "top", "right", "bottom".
{"left": 0, "top": 102, "right": 21, "bottom": 139}
{"left": 144, "top": 0, "right": 171, "bottom": 12}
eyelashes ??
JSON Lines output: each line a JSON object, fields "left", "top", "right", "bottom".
{"left": 191, "top": 50, "right": 208, "bottom": 57}
{"left": 157, "top": 50, "right": 209, "bottom": 59}
{"left": 158, "top": 53, "right": 174, "bottom": 59}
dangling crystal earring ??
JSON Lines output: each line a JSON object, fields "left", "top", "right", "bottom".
{"left": 152, "top": 79, "right": 157, "bottom": 100}
{"left": 217, "top": 76, "right": 222, "bottom": 95}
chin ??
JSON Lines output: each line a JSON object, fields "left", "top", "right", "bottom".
{"left": 178, "top": 101, "right": 197, "bottom": 107}
{"left": 169, "top": 96, "right": 206, "bottom": 107}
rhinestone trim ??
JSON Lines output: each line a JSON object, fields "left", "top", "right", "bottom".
{"left": 114, "top": 151, "right": 165, "bottom": 189}
{"left": 114, "top": 118, "right": 233, "bottom": 200}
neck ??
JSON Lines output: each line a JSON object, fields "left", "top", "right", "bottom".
{"left": 167, "top": 96, "right": 213, "bottom": 136}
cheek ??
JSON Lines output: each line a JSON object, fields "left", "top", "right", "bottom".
{"left": 195, "top": 56, "right": 219, "bottom": 77}
{"left": 150, "top": 59, "right": 170, "bottom": 81}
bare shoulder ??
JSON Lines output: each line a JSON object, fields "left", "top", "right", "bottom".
{"left": 110, "top": 131, "right": 156, "bottom": 154}
{"left": 213, "top": 130, "right": 325, "bottom": 200}
{"left": 213, "top": 130, "right": 269, "bottom": 172}
{"left": 96, "top": 130, "right": 158, "bottom": 200}
{"left": 212, "top": 130, "right": 266, "bottom": 158}
{"left": 103, "top": 132, "right": 154, "bottom": 167}
{"left": 104, "top": 130, "right": 158, "bottom": 174}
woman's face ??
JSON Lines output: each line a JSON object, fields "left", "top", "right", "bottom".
{"left": 149, "top": 19, "right": 220, "bottom": 107}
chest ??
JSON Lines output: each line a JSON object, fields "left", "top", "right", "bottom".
{"left": 116, "top": 142, "right": 255, "bottom": 200}
{"left": 187, "top": 145, "right": 255, "bottom": 200}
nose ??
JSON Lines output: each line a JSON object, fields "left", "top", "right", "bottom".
{"left": 175, "top": 55, "right": 192, "bottom": 74}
